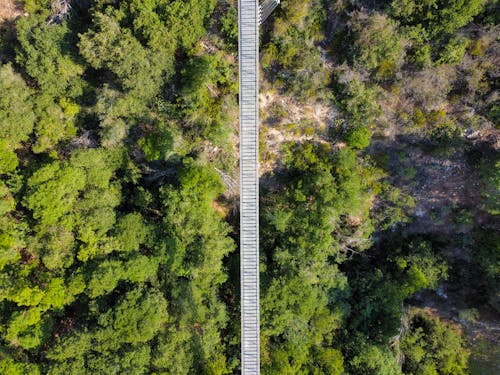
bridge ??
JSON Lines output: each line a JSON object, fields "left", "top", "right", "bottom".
{"left": 239, "top": 1, "right": 279, "bottom": 374}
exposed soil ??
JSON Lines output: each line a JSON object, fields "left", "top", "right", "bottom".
{"left": 370, "top": 137, "right": 482, "bottom": 237}
{"left": 0, "top": 0, "right": 25, "bottom": 23}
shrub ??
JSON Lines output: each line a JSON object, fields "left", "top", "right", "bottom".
{"left": 343, "top": 123, "right": 372, "bottom": 149}
{"left": 437, "top": 36, "right": 469, "bottom": 65}
{"left": 402, "top": 311, "right": 470, "bottom": 375}
{"left": 412, "top": 108, "right": 427, "bottom": 127}
{"left": 428, "top": 118, "right": 462, "bottom": 150}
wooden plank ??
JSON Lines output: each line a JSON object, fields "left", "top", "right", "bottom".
{"left": 239, "top": 0, "right": 260, "bottom": 374}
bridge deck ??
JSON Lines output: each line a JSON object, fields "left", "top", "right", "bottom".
{"left": 239, "top": 0, "right": 260, "bottom": 374}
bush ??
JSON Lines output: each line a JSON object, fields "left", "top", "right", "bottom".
{"left": 437, "top": 36, "right": 469, "bottom": 65}
{"left": 0, "top": 64, "right": 35, "bottom": 173}
{"left": 412, "top": 108, "right": 427, "bottom": 127}
{"left": 390, "top": 0, "right": 485, "bottom": 38}
{"left": 428, "top": 118, "right": 462, "bottom": 150}
{"left": 335, "top": 65, "right": 382, "bottom": 133}
{"left": 343, "top": 123, "right": 372, "bottom": 149}
{"left": 348, "top": 11, "right": 407, "bottom": 79}
{"left": 220, "top": 5, "right": 238, "bottom": 49}
{"left": 402, "top": 311, "right": 470, "bottom": 375}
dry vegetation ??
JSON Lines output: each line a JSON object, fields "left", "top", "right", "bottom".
{"left": 0, "top": 0, "right": 25, "bottom": 23}
{"left": 259, "top": 90, "right": 336, "bottom": 175}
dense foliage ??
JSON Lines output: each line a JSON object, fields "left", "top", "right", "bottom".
{"left": 401, "top": 311, "right": 470, "bottom": 375}
{"left": 0, "top": 0, "right": 497, "bottom": 373}
{"left": 0, "top": 0, "right": 234, "bottom": 373}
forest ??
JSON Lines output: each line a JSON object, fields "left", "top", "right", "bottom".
{"left": 0, "top": 0, "right": 498, "bottom": 374}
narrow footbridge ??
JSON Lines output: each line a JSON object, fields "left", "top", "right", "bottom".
{"left": 239, "top": 1, "right": 279, "bottom": 374}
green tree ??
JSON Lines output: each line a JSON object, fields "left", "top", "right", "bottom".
{"left": 390, "top": 0, "right": 485, "bottom": 37}
{"left": 437, "top": 36, "right": 469, "bottom": 65}
{"left": 31, "top": 95, "right": 79, "bottom": 154}
{"left": 0, "top": 181, "right": 24, "bottom": 271}
{"left": 157, "top": 160, "right": 234, "bottom": 373}
{"left": 46, "top": 287, "right": 168, "bottom": 373}
{"left": 261, "top": 0, "right": 330, "bottom": 101}
{"left": 94, "top": 287, "right": 168, "bottom": 346}
{"left": 128, "top": 0, "right": 217, "bottom": 50}
{"left": 401, "top": 311, "right": 470, "bottom": 375}
{"left": 350, "top": 343, "right": 402, "bottom": 375}
{"left": 16, "top": 14, "right": 84, "bottom": 98}
{"left": 0, "top": 358, "right": 40, "bottom": 375}
{"left": 178, "top": 53, "right": 236, "bottom": 145}
{"left": 87, "top": 255, "right": 160, "bottom": 298}
{"left": 79, "top": 13, "right": 163, "bottom": 101}
{"left": 0, "top": 0, "right": 237, "bottom": 372}
{"left": 345, "top": 238, "right": 448, "bottom": 344}
{"left": 348, "top": 11, "right": 407, "bottom": 79}
{"left": 343, "top": 122, "right": 372, "bottom": 149}
{"left": 24, "top": 162, "right": 86, "bottom": 229}
{"left": 113, "top": 213, "right": 150, "bottom": 253}
{"left": 334, "top": 65, "right": 381, "bottom": 148}
{"left": 0, "top": 64, "right": 35, "bottom": 173}
{"left": 260, "top": 142, "right": 379, "bottom": 372}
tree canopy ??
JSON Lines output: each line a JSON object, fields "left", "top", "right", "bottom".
{"left": 0, "top": 0, "right": 495, "bottom": 373}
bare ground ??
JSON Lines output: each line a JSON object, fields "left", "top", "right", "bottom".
{"left": 0, "top": 0, "right": 25, "bottom": 23}
{"left": 369, "top": 116, "right": 499, "bottom": 373}
{"left": 259, "top": 90, "right": 337, "bottom": 176}
{"left": 370, "top": 137, "right": 482, "bottom": 237}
